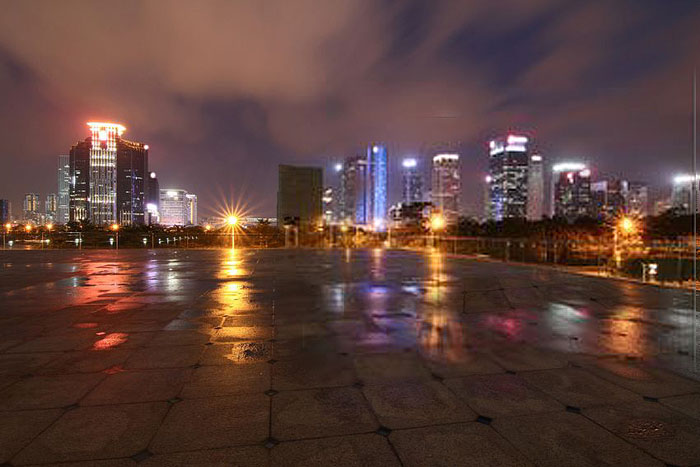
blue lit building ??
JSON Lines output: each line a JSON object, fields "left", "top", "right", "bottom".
{"left": 338, "top": 144, "right": 388, "bottom": 230}
{"left": 367, "top": 144, "right": 388, "bottom": 230}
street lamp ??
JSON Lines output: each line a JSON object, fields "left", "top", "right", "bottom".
{"left": 111, "top": 223, "right": 120, "bottom": 250}
{"left": 227, "top": 216, "right": 238, "bottom": 249}
{"left": 3, "top": 222, "right": 10, "bottom": 249}
{"left": 42, "top": 223, "right": 53, "bottom": 249}
{"left": 430, "top": 214, "right": 446, "bottom": 250}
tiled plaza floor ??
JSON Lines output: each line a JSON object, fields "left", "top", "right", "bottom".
{"left": 1, "top": 248, "right": 700, "bottom": 466}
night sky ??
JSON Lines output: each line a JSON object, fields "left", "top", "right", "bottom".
{"left": 1, "top": 0, "right": 699, "bottom": 218}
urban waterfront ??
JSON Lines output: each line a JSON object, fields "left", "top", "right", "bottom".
{"left": 1, "top": 248, "right": 700, "bottom": 465}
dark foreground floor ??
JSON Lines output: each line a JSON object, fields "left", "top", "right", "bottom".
{"left": 1, "top": 248, "right": 700, "bottom": 466}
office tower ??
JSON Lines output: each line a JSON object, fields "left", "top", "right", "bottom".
{"left": 45, "top": 193, "right": 58, "bottom": 223}
{"left": 159, "top": 189, "right": 197, "bottom": 226}
{"left": 185, "top": 193, "right": 197, "bottom": 225}
{"left": 431, "top": 153, "right": 461, "bottom": 224}
{"left": 552, "top": 163, "right": 593, "bottom": 221}
{"left": 488, "top": 135, "right": 529, "bottom": 221}
{"left": 23, "top": 193, "right": 40, "bottom": 224}
{"left": 69, "top": 122, "right": 148, "bottom": 225}
{"left": 145, "top": 172, "right": 160, "bottom": 225}
{"left": 57, "top": 155, "right": 70, "bottom": 224}
{"left": 322, "top": 187, "right": 336, "bottom": 224}
{"left": 366, "top": 144, "right": 388, "bottom": 230}
{"left": 591, "top": 178, "right": 628, "bottom": 220}
{"left": 653, "top": 197, "right": 673, "bottom": 216}
{"left": 627, "top": 182, "right": 649, "bottom": 217}
{"left": 402, "top": 158, "right": 423, "bottom": 204}
{"left": 483, "top": 175, "right": 492, "bottom": 221}
{"left": 339, "top": 156, "right": 364, "bottom": 224}
{"left": 0, "top": 200, "right": 10, "bottom": 224}
{"left": 116, "top": 139, "right": 149, "bottom": 225}
{"left": 671, "top": 175, "right": 699, "bottom": 214}
{"left": 276, "top": 165, "right": 323, "bottom": 227}
{"left": 69, "top": 139, "right": 90, "bottom": 223}
{"left": 526, "top": 154, "right": 544, "bottom": 221}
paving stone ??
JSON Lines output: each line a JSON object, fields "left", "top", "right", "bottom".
{"left": 0, "top": 352, "right": 62, "bottom": 376}
{"left": 422, "top": 351, "right": 504, "bottom": 378}
{"left": 214, "top": 326, "right": 273, "bottom": 342}
{"left": 660, "top": 393, "right": 700, "bottom": 420}
{"left": 272, "top": 433, "right": 399, "bottom": 466}
{"left": 150, "top": 394, "right": 268, "bottom": 453}
{"left": 585, "top": 401, "right": 700, "bottom": 466}
{"left": 179, "top": 363, "right": 269, "bottom": 398}
{"left": 0, "top": 409, "right": 62, "bottom": 463}
{"left": 0, "top": 373, "right": 104, "bottom": 410}
{"left": 141, "top": 446, "right": 269, "bottom": 466}
{"left": 272, "top": 387, "right": 377, "bottom": 440}
{"left": 37, "top": 348, "right": 133, "bottom": 375}
{"left": 199, "top": 342, "right": 272, "bottom": 365}
{"left": 123, "top": 344, "right": 203, "bottom": 369}
{"left": 520, "top": 367, "right": 640, "bottom": 407}
{"left": 486, "top": 345, "right": 568, "bottom": 371}
{"left": 82, "top": 368, "right": 191, "bottom": 405}
{"left": 362, "top": 380, "right": 476, "bottom": 429}
{"left": 584, "top": 359, "right": 700, "bottom": 398}
{"left": 13, "top": 402, "right": 169, "bottom": 464}
{"left": 391, "top": 422, "right": 532, "bottom": 467}
{"left": 353, "top": 353, "right": 432, "bottom": 384}
{"left": 444, "top": 373, "right": 563, "bottom": 417}
{"left": 272, "top": 356, "right": 356, "bottom": 390}
{"left": 146, "top": 330, "right": 212, "bottom": 347}
{"left": 492, "top": 411, "right": 663, "bottom": 467}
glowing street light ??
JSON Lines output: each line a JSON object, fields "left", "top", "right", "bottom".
{"left": 111, "top": 223, "right": 120, "bottom": 250}
{"left": 25, "top": 224, "right": 32, "bottom": 233}
{"left": 227, "top": 216, "right": 238, "bottom": 249}
{"left": 2, "top": 222, "right": 10, "bottom": 250}
{"left": 42, "top": 223, "right": 54, "bottom": 248}
{"left": 430, "top": 214, "right": 446, "bottom": 250}
{"left": 205, "top": 224, "right": 212, "bottom": 232}
{"left": 619, "top": 216, "right": 636, "bottom": 235}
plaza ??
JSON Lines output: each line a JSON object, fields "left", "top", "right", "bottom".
{"left": 1, "top": 248, "right": 700, "bottom": 466}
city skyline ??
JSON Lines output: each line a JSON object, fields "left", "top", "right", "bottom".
{"left": 0, "top": 1, "right": 698, "bottom": 217}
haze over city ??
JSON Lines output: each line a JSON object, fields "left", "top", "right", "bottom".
{"left": 1, "top": 0, "right": 699, "bottom": 216}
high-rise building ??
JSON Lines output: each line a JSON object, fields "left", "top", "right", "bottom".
{"left": 116, "top": 139, "right": 149, "bottom": 225}
{"left": 185, "top": 193, "right": 197, "bottom": 225}
{"left": 57, "top": 155, "right": 70, "bottom": 224}
{"left": 402, "top": 158, "right": 423, "bottom": 204}
{"left": 339, "top": 156, "right": 364, "bottom": 224}
{"left": 526, "top": 154, "right": 544, "bottom": 221}
{"left": 0, "top": 200, "right": 10, "bottom": 224}
{"left": 591, "top": 178, "right": 628, "bottom": 220}
{"left": 322, "top": 187, "right": 336, "bottom": 224}
{"left": 159, "top": 189, "right": 197, "bottom": 226}
{"left": 671, "top": 175, "right": 699, "bottom": 214}
{"left": 626, "top": 182, "right": 649, "bottom": 217}
{"left": 276, "top": 165, "right": 323, "bottom": 227}
{"left": 431, "top": 153, "right": 460, "bottom": 224}
{"left": 145, "top": 171, "right": 160, "bottom": 225}
{"left": 366, "top": 144, "right": 388, "bottom": 230}
{"left": 552, "top": 163, "right": 592, "bottom": 221}
{"left": 45, "top": 194, "right": 58, "bottom": 223}
{"left": 69, "top": 139, "right": 90, "bottom": 223}
{"left": 488, "top": 135, "right": 529, "bottom": 221}
{"left": 23, "top": 193, "right": 40, "bottom": 224}
{"left": 69, "top": 122, "right": 149, "bottom": 225}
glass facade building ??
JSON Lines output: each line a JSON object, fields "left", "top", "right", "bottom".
{"left": 276, "top": 165, "right": 323, "bottom": 227}
{"left": 553, "top": 163, "right": 593, "bottom": 221}
{"left": 488, "top": 135, "right": 529, "bottom": 221}
{"left": 57, "top": 154, "right": 70, "bottom": 224}
{"left": 402, "top": 158, "right": 423, "bottom": 204}
{"left": 431, "top": 153, "right": 460, "bottom": 224}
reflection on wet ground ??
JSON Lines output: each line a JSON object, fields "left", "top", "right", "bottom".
{"left": 1, "top": 248, "right": 700, "bottom": 465}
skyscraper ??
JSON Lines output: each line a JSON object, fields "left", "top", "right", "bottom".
{"left": 526, "top": 154, "right": 544, "bottom": 221}
{"left": 276, "top": 165, "right": 323, "bottom": 227}
{"left": 45, "top": 193, "right": 58, "bottom": 224}
{"left": 488, "top": 135, "right": 529, "bottom": 221}
{"left": 402, "top": 158, "right": 423, "bottom": 204}
{"left": 0, "top": 200, "right": 11, "bottom": 224}
{"left": 339, "top": 156, "right": 364, "bottom": 224}
{"left": 69, "top": 122, "right": 149, "bottom": 225}
{"left": 367, "top": 144, "right": 388, "bottom": 230}
{"left": 69, "top": 139, "right": 90, "bottom": 223}
{"left": 57, "top": 154, "right": 70, "bottom": 224}
{"left": 23, "top": 193, "right": 40, "bottom": 224}
{"left": 671, "top": 175, "right": 698, "bottom": 214}
{"left": 146, "top": 172, "right": 160, "bottom": 225}
{"left": 431, "top": 153, "right": 460, "bottom": 224}
{"left": 159, "top": 189, "right": 198, "bottom": 226}
{"left": 627, "top": 181, "right": 649, "bottom": 217}
{"left": 552, "top": 163, "right": 593, "bottom": 221}
{"left": 591, "top": 178, "right": 628, "bottom": 220}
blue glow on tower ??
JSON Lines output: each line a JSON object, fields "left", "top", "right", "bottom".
{"left": 368, "top": 144, "right": 387, "bottom": 231}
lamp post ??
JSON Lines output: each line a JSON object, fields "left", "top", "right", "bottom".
{"left": 227, "top": 216, "right": 238, "bottom": 249}
{"left": 111, "top": 223, "right": 120, "bottom": 250}
{"left": 430, "top": 214, "right": 446, "bottom": 251}
{"left": 3, "top": 223, "right": 10, "bottom": 250}
{"left": 613, "top": 216, "right": 636, "bottom": 270}
{"left": 42, "top": 223, "right": 53, "bottom": 249}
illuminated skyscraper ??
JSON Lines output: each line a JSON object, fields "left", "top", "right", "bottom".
{"left": 276, "top": 165, "right": 323, "bottom": 227}
{"left": 23, "top": 193, "right": 40, "bottom": 224}
{"left": 69, "top": 122, "right": 149, "bottom": 225}
{"left": 591, "top": 178, "right": 628, "bottom": 220}
{"left": 159, "top": 189, "right": 197, "bottom": 226}
{"left": 45, "top": 193, "right": 58, "bottom": 223}
{"left": 671, "top": 175, "right": 699, "bottom": 214}
{"left": 339, "top": 156, "right": 364, "bottom": 224}
{"left": 488, "top": 135, "right": 529, "bottom": 221}
{"left": 57, "top": 154, "right": 70, "bottom": 224}
{"left": 626, "top": 182, "right": 649, "bottom": 217}
{"left": 146, "top": 172, "right": 160, "bottom": 225}
{"left": 367, "top": 144, "right": 388, "bottom": 230}
{"left": 526, "top": 154, "right": 544, "bottom": 221}
{"left": 402, "top": 158, "right": 423, "bottom": 204}
{"left": 0, "top": 200, "right": 9, "bottom": 224}
{"left": 431, "top": 153, "right": 460, "bottom": 224}
{"left": 552, "top": 163, "right": 593, "bottom": 221}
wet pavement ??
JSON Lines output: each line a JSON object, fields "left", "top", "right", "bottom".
{"left": 1, "top": 248, "right": 700, "bottom": 466}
